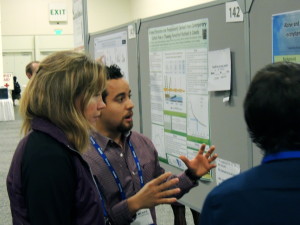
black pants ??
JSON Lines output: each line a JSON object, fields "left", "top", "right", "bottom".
{"left": 171, "top": 203, "right": 200, "bottom": 225}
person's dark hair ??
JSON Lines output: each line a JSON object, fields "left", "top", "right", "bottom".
{"left": 102, "top": 64, "right": 124, "bottom": 102}
{"left": 244, "top": 62, "right": 300, "bottom": 154}
{"left": 25, "top": 61, "right": 40, "bottom": 75}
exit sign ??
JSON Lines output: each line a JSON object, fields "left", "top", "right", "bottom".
{"left": 49, "top": 3, "right": 67, "bottom": 22}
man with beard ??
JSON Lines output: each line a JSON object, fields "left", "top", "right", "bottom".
{"left": 83, "top": 64, "right": 217, "bottom": 225}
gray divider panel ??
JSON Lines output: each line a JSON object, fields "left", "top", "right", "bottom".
{"left": 88, "top": 0, "right": 299, "bottom": 212}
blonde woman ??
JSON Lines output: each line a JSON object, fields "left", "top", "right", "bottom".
{"left": 7, "top": 51, "right": 107, "bottom": 225}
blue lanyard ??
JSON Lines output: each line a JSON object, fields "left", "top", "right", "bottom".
{"left": 93, "top": 174, "right": 108, "bottom": 218}
{"left": 90, "top": 136, "right": 144, "bottom": 200}
{"left": 262, "top": 151, "right": 300, "bottom": 164}
{"left": 128, "top": 140, "right": 144, "bottom": 188}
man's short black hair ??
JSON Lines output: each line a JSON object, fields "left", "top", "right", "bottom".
{"left": 106, "top": 64, "right": 123, "bottom": 80}
{"left": 102, "top": 64, "right": 124, "bottom": 102}
{"left": 244, "top": 62, "right": 300, "bottom": 154}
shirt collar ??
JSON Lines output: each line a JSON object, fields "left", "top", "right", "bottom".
{"left": 92, "top": 131, "right": 132, "bottom": 151}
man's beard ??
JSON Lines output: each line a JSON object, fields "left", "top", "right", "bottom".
{"left": 117, "top": 121, "right": 133, "bottom": 134}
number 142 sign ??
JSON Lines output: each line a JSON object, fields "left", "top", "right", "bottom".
{"left": 226, "top": 1, "right": 244, "bottom": 22}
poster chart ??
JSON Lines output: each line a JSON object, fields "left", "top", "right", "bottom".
{"left": 94, "top": 31, "right": 129, "bottom": 81}
{"left": 148, "top": 19, "right": 212, "bottom": 180}
{"left": 72, "top": 0, "right": 85, "bottom": 51}
{"left": 272, "top": 10, "right": 300, "bottom": 63}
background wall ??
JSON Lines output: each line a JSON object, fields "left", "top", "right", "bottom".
{"left": 0, "top": 0, "right": 75, "bottom": 87}
{"left": 1, "top": 0, "right": 215, "bottom": 36}
{"left": 87, "top": 0, "right": 216, "bottom": 33}
{"left": 130, "top": 0, "right": 215, "bottom": 19}
{"left": 1, "top": 0, "right": 73, "bottom": 35}
{"left": 87, "top": 0, "right": 132, "bottom": 33}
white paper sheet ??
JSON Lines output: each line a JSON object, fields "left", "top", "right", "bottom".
{"left": 208, "top": 48, "right": 231, "bottom": 91}
{"left": 216, "top": 157, "right": 240, "bottom": 185}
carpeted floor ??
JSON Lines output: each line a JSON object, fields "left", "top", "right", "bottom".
{"left": 0, "top": 105, "right": 194, "bottom": 225}
{"left": 0, "top": 106, "right": 22, "bottom": 225}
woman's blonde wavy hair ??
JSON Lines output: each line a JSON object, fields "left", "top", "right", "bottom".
{"left": 20, "top": 50, "right": 106, "bottom": 153}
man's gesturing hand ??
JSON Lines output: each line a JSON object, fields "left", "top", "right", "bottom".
{"left": 128, "top": 172, "right": 180, "bottom": 213}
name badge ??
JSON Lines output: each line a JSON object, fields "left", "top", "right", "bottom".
{"left": 131, "top": 209, "right": 154, "bottom": 225}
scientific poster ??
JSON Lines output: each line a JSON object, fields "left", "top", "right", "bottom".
{"left": 272, "top": 10, "right": 300, "bottom": 63}
{"left": 94, "top": 31, "right": 129, "bottom": 81}
{"left": 148, "top": 19, "right": 211, "bottom": 180}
